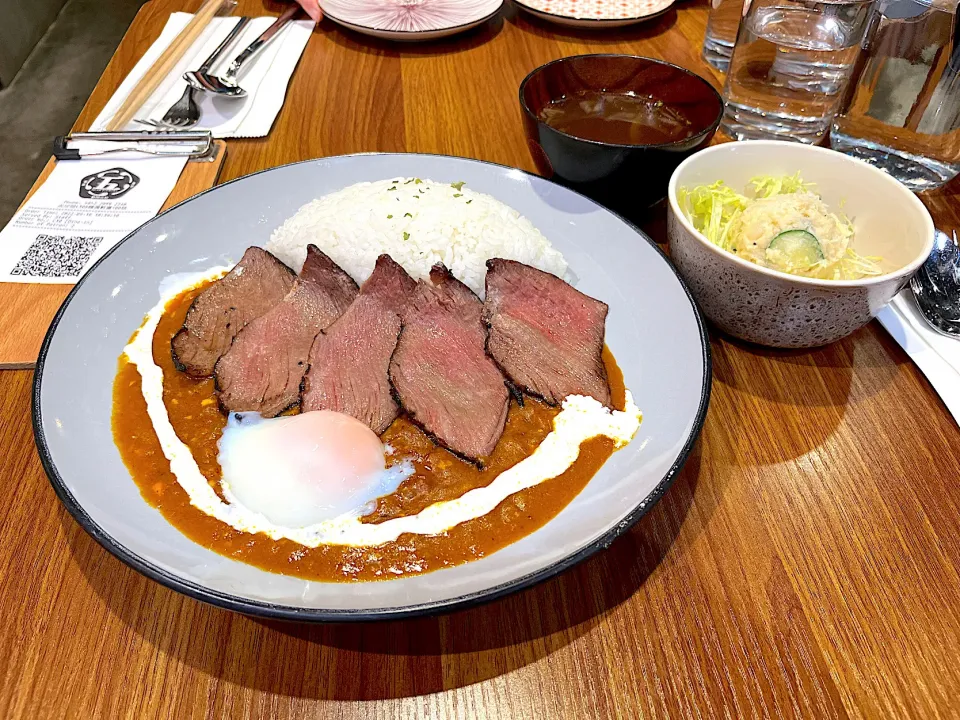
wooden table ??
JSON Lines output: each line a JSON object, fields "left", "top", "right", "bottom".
{"left": 3, "top": 1, "right": 959, "bottom": 717}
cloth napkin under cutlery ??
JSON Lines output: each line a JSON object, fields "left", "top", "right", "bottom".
{"left": 877, "top": 292, "right": 960, "bottom": 424}
{"left": 91, "top": 14, "right": 313, "bottom": 138}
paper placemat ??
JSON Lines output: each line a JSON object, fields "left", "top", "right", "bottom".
{"left": 91, "top": 14, "right": 313, "bottom": 138}
{"left": 877, "top": 291, "right": 960, "bottom": 424}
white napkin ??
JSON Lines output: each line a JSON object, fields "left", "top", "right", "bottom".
{"left": 877, "top": 291, "right": 960, "bottom": 423}
{"left": 91, "top": 14, "right": 313, "bottom": 138}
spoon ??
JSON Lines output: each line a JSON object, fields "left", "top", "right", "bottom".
{"left": 178, "top": 16, "right": 251, "bottom": 106}
{"left": 910, "top": 228, "right": 960, "bottom": 338}
{"left": 184, "top": 5, "right": 302, "bottom": 98}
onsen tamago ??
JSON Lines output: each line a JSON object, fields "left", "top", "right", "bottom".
{"left": 217, "top": 410, "right": 409, "bottom": 528}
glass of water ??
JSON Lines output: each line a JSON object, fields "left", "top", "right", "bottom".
{"left": 831, "top": 0, "right": 960, "bottom": 190}
{"left": 703, "top": 0, "right": 746, "bottom": 71}
{"left": 720, "top": 0, "right": 875, "bottom": 143}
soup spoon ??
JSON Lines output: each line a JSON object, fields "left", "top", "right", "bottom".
{"left": 910, "top": 228, "right": 960, "bottom": 338}
{"left": 184, "top": 5, "right": 301, "bottom": 98}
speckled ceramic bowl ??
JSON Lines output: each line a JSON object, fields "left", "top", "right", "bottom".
{"left": 667, "top": 141, "right": 935, "bottom": 348}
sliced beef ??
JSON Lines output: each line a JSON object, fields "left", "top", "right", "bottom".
{"left": 389, "top": 264, "right": 509, "bottom": 463}
{"left": 214, "top": 246, "right": 358, "bottom": 417}
{"left": 302, "top": 255, "right": 417, "bottom": 434}
{"left": 299, "top": 243, "right": 360, "bottom": 300}
{"left": 483, "top": 258, "right": 611, "bottom": 407}
{"left": 171, "top": 247, "right": 294, "bottom": 378}
{"left": 357, "top": 254, "right": 417, "bottom": 315}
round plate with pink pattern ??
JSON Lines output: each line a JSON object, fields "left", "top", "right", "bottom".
{"left": 514, "top": 0, "right": 673, "bottom": 27}
{"left": 319, "top": 0, "right": 503, "bottom": 41}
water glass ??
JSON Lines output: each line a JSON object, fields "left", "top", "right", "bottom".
{"left": 702, "top": 0, "right": 746, "bottom": 71}
{"left": 720, "top": 0, "right": 875, "bottom": 143}
{"left": 831, "top": 0, "right": 960, "bottom": 190}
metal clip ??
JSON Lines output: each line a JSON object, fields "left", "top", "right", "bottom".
{"left": 53, "top": 130, "right": 215, "bottom": 161}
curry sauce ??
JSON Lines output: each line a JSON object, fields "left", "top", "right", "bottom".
{"left": 112, "top": 282, "right": 626, "bottom": 582}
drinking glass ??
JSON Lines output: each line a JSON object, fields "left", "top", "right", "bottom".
{"left": 831, "top": 0, "right": 960, "bottom": 190}
{"left": 702, "top": 0, "right": 746, "bottom": 71}
{"left": 720, "top": 0, "right": 876, "bottom": 143}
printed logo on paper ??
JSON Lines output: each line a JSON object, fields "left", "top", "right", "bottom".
{"left": 79, "top": 167, "right": 140, "bottom": 199}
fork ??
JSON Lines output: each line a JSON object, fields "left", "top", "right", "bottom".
{"left": 159, "top": 85, "right": 200, "bottom": 128}
{"left": 134, "top": 117, "right": 175, "bottom": 129}
{"left": 148, "top": 16, "right": 251, "bottom": 128}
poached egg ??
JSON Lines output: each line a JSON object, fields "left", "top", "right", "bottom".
{"left": 218, "top": 411, "right": 410, "bottom": 528}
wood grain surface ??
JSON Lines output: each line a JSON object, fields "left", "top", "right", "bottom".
{"left": 0, "top": 141, "right": 227, "bottom": 369}
{"left": 3, "top": 0, "right": 960, "bottom": 717}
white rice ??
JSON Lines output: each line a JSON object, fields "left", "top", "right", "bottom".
{"left": 266, "top": 178, "right": 567, "bottom": 296}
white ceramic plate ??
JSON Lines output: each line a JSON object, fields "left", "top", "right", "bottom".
{"left": 514, "top": 0, "right": 673, "bottom": 28}
{"left": 319, "top": 0, "right": 503, "bottom": 41}
{"left": 34, "top": 154, "right": 710, "bottom": 621}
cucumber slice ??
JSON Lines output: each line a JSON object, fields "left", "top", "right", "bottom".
{"left": 766, "top": 229, "right": 824, "bottom": 267}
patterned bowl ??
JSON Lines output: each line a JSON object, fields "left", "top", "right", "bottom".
{"left": 513, "top": 0, "right": 674, "bottom": 27}
{"left": 667, "top": 141, "right": 935, "bottom": 349}
{"left": 319, "top": 0, "right": 503, "bottom": 41}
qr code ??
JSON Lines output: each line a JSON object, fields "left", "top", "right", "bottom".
{"left": 10, "top": 234, "right": 104, "bottom": 278}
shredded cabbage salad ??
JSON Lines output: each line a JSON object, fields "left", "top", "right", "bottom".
{"left": 677, "top": 173, "right": 883, "bottom": 280}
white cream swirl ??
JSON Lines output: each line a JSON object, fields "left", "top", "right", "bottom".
{"left": 124, "top": 268, "right": 642, "bottom": 548}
